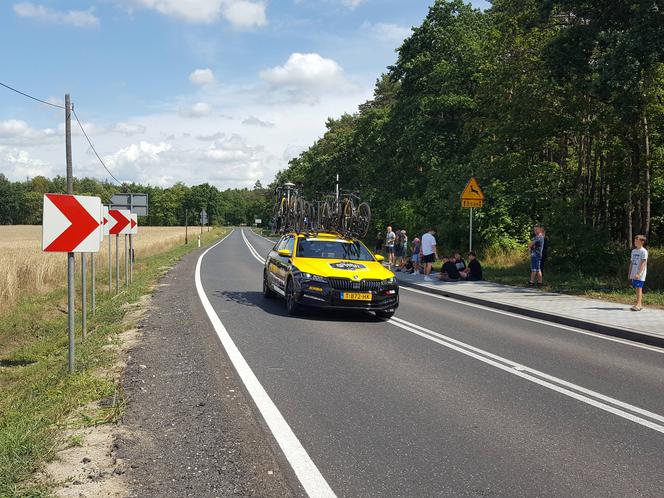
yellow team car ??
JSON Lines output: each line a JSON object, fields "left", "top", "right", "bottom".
{"left": 263, "top": 232, "right": 399, "bottom": 318}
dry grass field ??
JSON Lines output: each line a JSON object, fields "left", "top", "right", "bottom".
{"left": 0, "top": 226, "right": 194, "bottom": 310}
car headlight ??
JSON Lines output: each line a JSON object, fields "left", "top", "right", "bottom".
{"left": 382, "top": 277, "right": 396, "bottom": 285}
{"left": 301, "top": 272, "right": 328, "bottom": 283}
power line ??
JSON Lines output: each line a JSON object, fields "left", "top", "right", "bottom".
{"left": 72, "top": 107, "right": 123, "bottom": 186}
{"left": 0, "top": 81, "right": 65, "bottom": 109}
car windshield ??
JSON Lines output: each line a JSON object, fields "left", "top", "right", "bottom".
{"left": 297, "top": 239, "right": 375, "bottom": 261}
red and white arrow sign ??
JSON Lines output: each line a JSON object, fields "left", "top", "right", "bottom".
{"left": 102, "top": 206, "right": 112, "bottom": 238}
{"left": 109, "top": 209, "right": 131, "bottom": 235}
{"left": 129, "top": 213, "right": 138, "bottom": 235}
{"left": 42, "top": 194, "right": 102, "bottom": 253}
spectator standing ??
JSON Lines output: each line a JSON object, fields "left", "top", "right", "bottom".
{"left": 411, "top": 237, "right": 421, "bottom": 274}
{"left": 394, "top": 228, "right": 404, "bottom": 269}
{"left": 385, "top": 226, "right": 396, "bottom": 267}
{"left": 375, "top": 231, "right": 383, "bottom": 253}
{"left": 628, "top": 235, "right": 648, "bottom": 311}
{"left": 421, "top": 228, "right": 438, "bottom": 282}
{"left": 528, "top": 226, "right": 545, "bottom": 287}
{"left": 399, "top": 230, "right": 408, "bottom": 268}
{"left": 540, "top": 227, "right": 549, "bottom": 275}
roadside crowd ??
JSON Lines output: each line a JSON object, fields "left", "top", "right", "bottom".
{"left": 377, "top": 226, "right": 482, "bottom": 283}
{"left": 377, "top": 224, "right": 650, "bottom": 312}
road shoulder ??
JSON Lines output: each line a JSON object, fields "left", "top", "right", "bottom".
{"left": 115, "top": 245, "right": 294, "bottom": 497}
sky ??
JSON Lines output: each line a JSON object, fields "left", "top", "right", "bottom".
{"left": 0, "top": 0, "right": 490, "bottom": 189}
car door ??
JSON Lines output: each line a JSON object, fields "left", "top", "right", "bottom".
{"left": 273, "top": 235, "right": 295, "bottom": 293}
{"left": 267, "top": 236, "right": 286, "bottom": 290}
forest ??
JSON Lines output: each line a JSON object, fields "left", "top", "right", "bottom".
{"left": 0, "top": 174, "right": 272, "bottom": 228}
{"left": 277, "top": 0, "right": 664, "bottom": 265}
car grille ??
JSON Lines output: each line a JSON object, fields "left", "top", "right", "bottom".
{"left": 327, "top": 278, "right": 382, "bottom": 291}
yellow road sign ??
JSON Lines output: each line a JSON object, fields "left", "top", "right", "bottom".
{"left": 461, "top": 177, "right": 485, "bottom": 201}
{"left": 462, "top": 199, "right": 484, "bottom": 208}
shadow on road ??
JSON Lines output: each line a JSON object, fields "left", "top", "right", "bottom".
{"left": 211, "top": 290, "right": 383, "bottom": 323}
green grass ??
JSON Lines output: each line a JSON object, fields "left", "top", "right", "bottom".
{"left": 0, "top": 228, "right": 228, "bottom": 498}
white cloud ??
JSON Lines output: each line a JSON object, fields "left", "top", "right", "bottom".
{"left": 13, "top": 3, "right": 100, "bottom": 28}
{"left": 189, "top": 68, "right": 216, "bottom": 85}
{"left": 196, "top": 132, "right": 226, "bottom": 141}
{"left": 341, "top": 0, "right": 364, "bottom": 9}
{"left": 0, "top": 119, "right": 58, "bottom": 144}
{"left": 179, "top": 102, "right": 212, "bottom": 117}
{"left": 222, "top": 0, "right": 266, "bottom": 29}
{"left": 260, "top": 53, "right": 354, "bottom": 97}
{"left": 113, "top": 122, "right": 147, "bottom": 136}
{"left": 2, "top": 148, "right": 54, "bottom": 178}
{"left": 242, "top": 116, "right": 275, "bottom": 128}
{"left": 120, "top": 0, "right": 266, "bottom": 28}
{"left": 363, "top": 22, "right": 411, "bottom": 44}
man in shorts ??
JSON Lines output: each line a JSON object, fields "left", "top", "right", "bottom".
{"left": 421, "top": 228, "right": 438, "bottom": 282}
{"left": 385, "top": 226, "right": 396, "bottom": 267}
{"left": 628, "top": 235, "right": 648, "bottom": 311}
{"left": 528, "top": 226, "right": 544, "bottom": 287}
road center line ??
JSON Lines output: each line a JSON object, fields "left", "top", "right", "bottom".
{"left": 196, "top": 229, "right": 336, "bottom": 497}
{"left": 242, "top": 229, "right": 266, "bottom": 264}
{"left": 388, "top": 316, "right": 664, "bottom": 434}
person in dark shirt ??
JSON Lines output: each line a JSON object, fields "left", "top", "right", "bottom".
{"left": 460, "top": 251, "right": 483, "bottom": 281}
{"left": 454, "top": 251, "right": 467, "bottom": 272}
{"left": 439, "top": 255, "right": 461, "bottom": 282}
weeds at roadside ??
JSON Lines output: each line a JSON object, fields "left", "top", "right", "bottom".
{"left": 0, "top": 228, "right": 227, "bottom": 497}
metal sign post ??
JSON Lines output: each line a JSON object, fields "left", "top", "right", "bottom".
{"left": 469, "top": 208, "right": 473, "bottom": 252}
{"left": 115, "top": 235, "right": 119, "bottom": 293}
{"left": 66, "top": 94, "right": 74, "bottom": 372}
{"left": 81, "top": 253, "right": 87, "bottom": 339}
{"left": 125, "top": 235, "right": 129, "bottom": 288}
{"left": 108, "top": 235, "right": 112, "bottom": 293}
{"left": 91, "top": 252, "right": 96, "bottom": 316}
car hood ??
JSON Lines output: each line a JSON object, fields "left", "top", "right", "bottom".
{"left": 293, "top": 257, "right": 395, "bottom": 280}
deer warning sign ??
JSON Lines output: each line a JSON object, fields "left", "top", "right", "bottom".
{"left": 461, "top": 177, "right": 484, "bottom": 208}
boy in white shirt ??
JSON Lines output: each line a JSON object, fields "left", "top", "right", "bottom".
{"left": 628, "top": 235, "right": 648, "bottom": 311}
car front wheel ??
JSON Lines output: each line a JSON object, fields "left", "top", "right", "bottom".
{"left": 285, "top": 279, "right": 300, "bottom": 315}
{"left": 263, "top": 270, "right": 276, "bottom": 299}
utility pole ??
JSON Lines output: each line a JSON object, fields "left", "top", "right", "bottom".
{"left": 185, "top": 210, "right": 189, "bottom": 244}
{"left": 65, "top": 94, "right": 75, "bottom": 373}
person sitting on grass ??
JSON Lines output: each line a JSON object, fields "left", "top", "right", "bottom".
{"left": 439, "top": 255, "right": 461, "bottom": 282}
{"left": 628, "top": 234, "right": 648, "bottom": 312}
{"left": 460, "top": 251, "right": 483, "bottom": 281}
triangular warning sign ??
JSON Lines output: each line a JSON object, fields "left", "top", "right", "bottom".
{"left": 461, "top": 177, "right": 484, "bottom": 200}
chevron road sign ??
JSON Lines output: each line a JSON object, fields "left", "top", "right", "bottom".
{"left": 129, "top": 213, "right": 138, "bottom": 235}
{"left": 109, "top": 209, "right": 131, "bottom": 235}
{"left": 42, "top": 194, "right": 102, "bottom": 253}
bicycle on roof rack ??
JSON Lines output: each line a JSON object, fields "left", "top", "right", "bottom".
{"left": 272, "top": 184, "right": 371, "bottom": 238}
{"left": 320, "top": 190, "right": 371, "bottom": 239}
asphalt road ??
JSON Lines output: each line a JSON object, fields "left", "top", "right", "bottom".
{"left": 199, "top": 228, "right": 664, "bottom": 497}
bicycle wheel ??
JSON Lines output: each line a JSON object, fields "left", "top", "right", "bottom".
{"left": 293, "top": 197, "right": 305, "bottom": 232}
{"left": 341, "top": 199, "right": 354, "bottom": 235}
{"left": 353, "top": 202, "right": 371, "bottom": 238}
{"left": 320, "top": 202, "right": 332, "bottom": 231}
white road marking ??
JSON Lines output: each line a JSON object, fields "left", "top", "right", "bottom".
{"left": 196, "top": 229, "right": 336, "bottom": 497}
{"left": 400, "top": 285, "right": 664, "bottom": 355}
{"left": 242, "top": 229, "right": 266, "bottom": 264}
{"left": 389, "top": 316, "right": 664, "bottom": 434}
{"left": 242, "top": 227, "right": 664, "bottom": 433}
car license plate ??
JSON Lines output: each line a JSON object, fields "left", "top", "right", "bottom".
{"left": 341, "top": 292, "right": 372, "bottom": 301}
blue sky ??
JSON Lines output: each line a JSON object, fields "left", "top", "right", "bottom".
{"left": 1, "top": 0, "right": 490, "bottom": 188}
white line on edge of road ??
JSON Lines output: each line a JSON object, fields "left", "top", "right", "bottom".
{"left": 242, "top": 229, "right": 266, "bottom": 264}
{"left": 400, "top": 285, "right": 664, "bottom": 355}
{"left": 241, "top": 228, "right": 664, "bottom": 432}
{"left": 389, "top": 316, "right": 664, "bottom": 434}
{"left": 196, "top": 229, "right": 337, "bottom": 497}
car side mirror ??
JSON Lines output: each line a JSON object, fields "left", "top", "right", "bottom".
{"left": 277, "top": 249, "right": 292, "bottom": 258}
{"left": 374, "top": 254, "right": 385, "bottom": 262}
